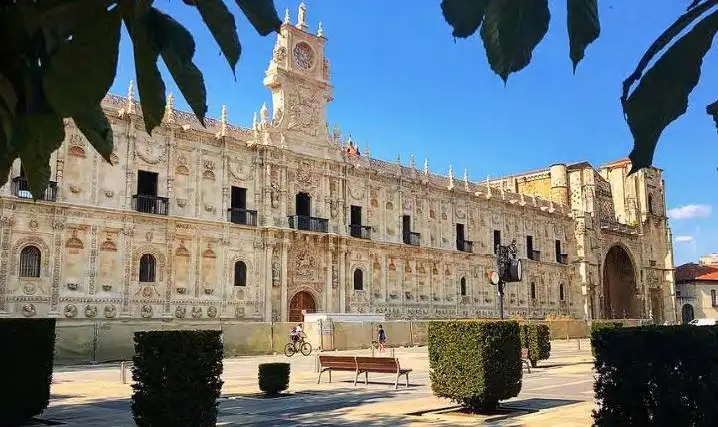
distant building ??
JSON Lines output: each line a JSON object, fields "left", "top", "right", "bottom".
{"left": 675, "top": 263, "right": 718, "bottom": 323}
{"left": 0, "top": 4, "right": 676, "bottom": 324}
{"left": 699, "top": 254, "right": 718, "bottom": 266}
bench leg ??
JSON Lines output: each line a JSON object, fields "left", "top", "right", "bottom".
{"left": 329, "top": 370, "right": 332, "bottom": 383}
{"left": 317, "top": 370, "right": 323, "bottom": 384}
{"left": 354, "top": 371, "right": 360, "bottom": 386}
{"left": 405, "top": 373, "right": 409, "bottom": 388}
{"left": 365, "top": 372, "right": 368, "bottom": 385}
{"left": 394, "top": 374, "right": 399, "bottom": 390}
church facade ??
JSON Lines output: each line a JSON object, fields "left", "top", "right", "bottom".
{"left": 0, "top": 5, "right": 676, "bottom": 323}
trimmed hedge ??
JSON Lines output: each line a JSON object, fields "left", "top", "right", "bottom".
{"left": 0, "top": 319, "right": 56, "bottom": 426}
{"left": 131, "top": 330, "right": 224, "bottom": 427}
{"left": 429, "top": 320, "right": 522, "bottom": 412}
{"left": 520, "top": 324, "right": 551, "bottom": 367}
{"left": 593, "top": 325, "right": 718, "bottom": 426}
{"left": 258, "top": 362, "right": 290, "bottom": 396}
{"left": 590, "top": 322, "right": 622, "bottom": 356}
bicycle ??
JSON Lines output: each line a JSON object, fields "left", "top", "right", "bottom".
{"left": 284, "top": 335, "right": 312, "bottom": 357}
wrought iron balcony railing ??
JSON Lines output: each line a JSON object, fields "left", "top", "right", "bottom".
{"left": 349, "top": 224, "right": 371, "bottom": 239}
{"left": 557, "top": 253, "right": 569, "bottom": 265}
{"left": 132, "top": 194, "right": 169, "bottom": 216}
{"left": 528, "top": 250, "right": 541, "bottom": 261}
{"left": 227, "top": 208, "right": 258, "bottom": 226}
{"left": 403, "top": 231, "right": 420, "bottom": 246}
{"left": 12, "top": 177, "right": 58, "bottom": 202}
{"left": 457, "top": 239, "right": 473, "bottom": 253}
{"left": 288, "top": 215, "right": 329, "bottom": 233}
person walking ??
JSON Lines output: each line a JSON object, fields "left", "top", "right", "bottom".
{"left": 377, "top": 324, "right": 387, "bottom": 354}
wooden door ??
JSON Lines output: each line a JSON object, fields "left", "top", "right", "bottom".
{"left": 289, "top": 291, "right": 316, "bottom": 323}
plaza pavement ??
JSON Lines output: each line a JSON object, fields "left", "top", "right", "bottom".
{"left": 41, "top": 339, "right": 596, "bottom": 426}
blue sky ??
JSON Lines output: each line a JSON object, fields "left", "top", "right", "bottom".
{"left": 109, "top": 0, "right": 717, "bottom": 265}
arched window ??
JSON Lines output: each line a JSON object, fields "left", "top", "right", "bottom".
{"left": 139, "top": 254, "right": 156, "bottom": 283}
{"left": 234, "top": 261, "right": 247, "bottom": 287}
{"left": 559, "top": 283, "right": 565, "bottom": 301}
{"left": 353, "top": 269, "right": 363, "bottom": 291}
{"left": 530, "top": 282, "right": 537, "bottom": 300}
{"left": 19, "top": 246, "right": 41, "bottom": 278}
{"left": 460, "top": 277, "right": 467, "bottom": 296}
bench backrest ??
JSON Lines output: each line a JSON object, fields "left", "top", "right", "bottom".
{"left": 319, "top": 355, "right": 357, "bottom": 370}
{"left": 355, "top": 356, "right": 399, "bottom": 373}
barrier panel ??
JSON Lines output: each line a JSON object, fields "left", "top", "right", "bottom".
{"left": 55, "top": 322, "right": 96, "bottom": 365}
{"left": 95, "top": 321, "right": 163, "bottom": 363}
{"left": 222, "top": 322, "right": 273, "bottom": 356}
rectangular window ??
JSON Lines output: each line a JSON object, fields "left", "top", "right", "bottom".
{"left": 493, "top": 230, "right": 501, "bottom": 254}
{"left": 231, "top": 186, "right": 247, "bottom": 209}
{"left": 350, "top": 205, "right": 362, "bottom": 226}
{"left": 526, "top": 236, "right": 534, "bottom": 260}
{"left": 555, "top": 239, "right": 562, "bottom": 263}
{"left": 137, "top": 170, "right": 158, "bottom": 196}
{"left": 402, "top": 215, "right": 411, "bottom": 233}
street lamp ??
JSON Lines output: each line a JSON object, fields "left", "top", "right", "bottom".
{"left": 489, "top": 239, "right": 523, "bottom": 320}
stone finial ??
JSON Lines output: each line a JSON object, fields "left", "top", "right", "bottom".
{"left": 485, "top": 175, "right": 492, "bottom": 199}
{"left": 396, "top": 154, "right": 401, "bottom": 165}
{"left": 284, "top": 8, "right": 291, "bottom": 24}
{"left": 424, "top": 158, "right": 429, "bottom": 175}
{"left": 163, "top": 93, "right": 175, "bottom": 123}
{"left": 448, "top": 165, "right": 454, "bottom": 190}
{"left": 280, "top": 132, "right": 287, "bottom": 149}
{"left": 332, "top": 123, "right": 341, "bottom": 140}
{"left": 520, "top": 192, "right": 526, "bottom": 205}
{"left": 409, "top": 154, "right": 416, "bottom": 169}
{"left": 126, "top": 80, "right": 135, "bottom": 114}
{"left": 296, "top": 2, "right": 308, "bottom": 31}
{"left": 216, "top": 105, "right": 227, "bottom": 138}
{"left": 260, "top": 102, "right": 269, "bottom": 127}
{"left": 532, "top": 195, "right": 538, "bottom": 207}
{"left": 364, "top": 143, "right": 370, "bottom": 157}
{"left": 318, "top": 22, "right": 325, "bottom": 38}
{"left": 500, "top": 184, "right": 505, "bottom": 200}
{"left": 252, "top": 112, "right": 258, "bottom": 130}
{"left": 463, "top": 169, "right": 469, "bottom": 191}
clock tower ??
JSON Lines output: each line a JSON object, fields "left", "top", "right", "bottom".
{"left": 263, "top": 3, "right": 333, "bottom": 146}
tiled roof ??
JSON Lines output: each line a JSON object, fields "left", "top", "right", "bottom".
{"left": 675, "top": 263, "right": 718, "bottom": 282}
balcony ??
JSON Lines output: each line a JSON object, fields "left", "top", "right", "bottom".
{"left": 11, "top": 177, "right": 58, "bottom": 202}
{"left": 132, "top": 194, "right": 169, "bottom": 215}
{"left": 349, "top": 224, "right": 371, "bottom": 239}
{"left": 288, "top": 215, "right": 328, "bottom": 233}
{"left": 528, "top": 250, "right": 541, "bottom": 261}
{"left": 457, "top": 239, "right": 473, "bottom": 253}
{"left": 227, "top": 208, "right": 258, "bottom": 226}
{"left": 557, "top": 253, "right": 569, "bottom": 265}
{"left": 403, "top": 231, "right": 420, "bottom": 246}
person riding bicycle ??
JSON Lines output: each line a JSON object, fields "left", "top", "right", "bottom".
{"left": 290, "top": 323, "right": 303, "bottom": 344}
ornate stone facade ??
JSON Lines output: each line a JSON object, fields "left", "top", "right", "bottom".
{"left": 0, "top": 6, "right": 676, "bottom": 323}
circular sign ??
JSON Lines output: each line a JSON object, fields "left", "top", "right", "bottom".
{"left": 489, "top": 271, "right": 500, "bottom": 285}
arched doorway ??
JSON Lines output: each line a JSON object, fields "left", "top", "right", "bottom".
{"left": 289, "top": 291, "right": 316, "bottom": 323}
{"left": 602, "top": 245, "right": 639, "bottom": 319}
{"left": 681, "top": 304, "right": 695, "bottom": 324}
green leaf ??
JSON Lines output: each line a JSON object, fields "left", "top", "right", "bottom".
{"left": 234, "top": 0, "right": 281, "bottom": 36}
{"left": 124, "top": 1, "right": 166, "bottom": 134}
{"left": 567, "top": 0, "right": 600, "bottom": 72}
{"left": 624, "top": 10, "right": 718, "bottom": 174}
{"left": 0, "top": 126, "right": 18, "bottom": 185}
{"left": 150, "top": 9, "right": 207, "bottom": 126}
{"left": 42, "top": 3, "right": 121, "bottom": 116}
{"left": 0, "top": 74, "right": 17, "bottom": 142}
{"left": 480, "top": 0, "right": 551, "bottom": 83}
{"left": 13, "top": 112, "right": 65, "bottom": 200}
{"left": 73, "top": 105, "right": 114, "bottom": 163}
{"left": 622, "top": 0, "right": 718, "bottom": 104}
{"left": 195, "top": 0, "right": 241, "bottom": 74}
{"left": 707, "top": 100, "right": 718, "bottom": 130}
{"left": 440, "top": 0, "right": 489, "bottom": 38}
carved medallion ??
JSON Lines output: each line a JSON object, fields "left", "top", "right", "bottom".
{"left": 104, "top": 304, "right": 117, "bottom": 318}
{"left": 141, "top": 304, "right": 153, "bottom": 318}
{"left": 191, "top": 306, "right": 202, "bottom": 319}
{"left": 22, "top": 303, "right": 36, "bottom": 317}
{"left": 85, "top": 305, "right": 97, "bottom": 318}
{"left": 64, "top": 304, "right": 78, "bottom": 318}
{"left": 207, "top": 306, "right": 218, "bottom": 318}
{"left": 175, "top": 305, "right": 186, "bottom": 319}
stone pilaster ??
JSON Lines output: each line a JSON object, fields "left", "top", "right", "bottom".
{"left": 0, "top": 216, "right": 13, "bottom": 314}
{"left": 280, "top": 238, "right": 289, "bottom": 321}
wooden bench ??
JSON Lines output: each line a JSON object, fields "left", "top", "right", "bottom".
{"left": 521, "top": 348, "right": 531, "bottom": 373}
{"left": 355, "top": 357, "right": 412, "bottom": 389}
{"left": 317, "top": 356, "right": 358, "bottom": 384}
{"left": 317, "top": 355, "right": 412, "bottom": 389}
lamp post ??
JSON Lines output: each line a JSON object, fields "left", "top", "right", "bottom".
{"left": 490, "top": 239, "right": 523, "bottom": 320}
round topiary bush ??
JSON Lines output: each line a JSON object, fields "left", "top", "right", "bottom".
{"left": 258, "top": 362, "right": 290, "bottom": 396}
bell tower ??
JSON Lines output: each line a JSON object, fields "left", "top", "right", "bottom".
{"left": 263, "top": 3, "right": 333, "bottom": 143}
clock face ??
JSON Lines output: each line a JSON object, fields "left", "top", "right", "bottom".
{"left": 293, "top": 42, "right": 315, "bottom": 70}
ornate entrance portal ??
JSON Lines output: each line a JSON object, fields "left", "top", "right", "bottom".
{"left": 602, "top": 245, "right": 639, "bottom": 319}
{"left": 289, "top": 291, "right": 316, "bottom": 323}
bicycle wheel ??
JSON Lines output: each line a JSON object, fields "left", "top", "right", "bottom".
{"left": 300, "top": 341, "right": 312, "bottom": 356}
{"left": 283, "top": 343, "right": 295, "bottom": 357}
